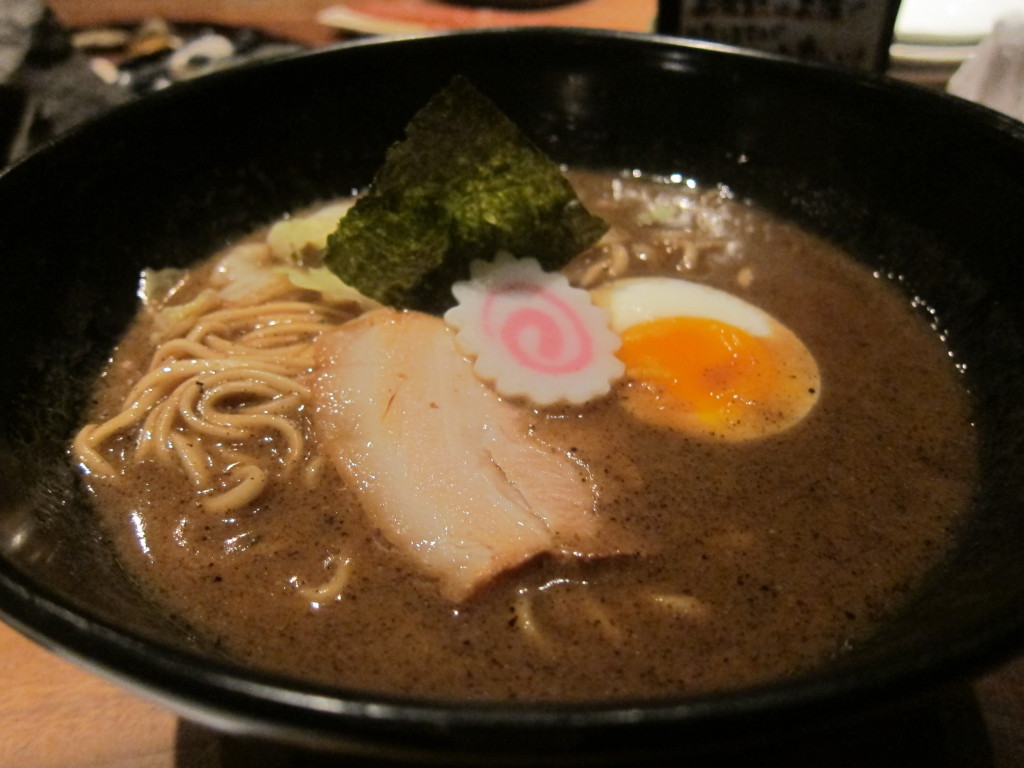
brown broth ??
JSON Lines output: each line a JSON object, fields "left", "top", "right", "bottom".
{"left": 80, "top": 171, "right": 976, "bottom": 702}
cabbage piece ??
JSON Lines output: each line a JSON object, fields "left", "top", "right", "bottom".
{"left": 324, "top": 76, "right": 608, "bottom": 313}
{"left": 267, "top": 201, "right": 355, "bottom": 262}
{"left": 276, "top": 265, "right": 381, "bottom": 310}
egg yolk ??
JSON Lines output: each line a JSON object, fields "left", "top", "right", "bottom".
{"left": 616, "top": 316, "right": 818, "bottom": 440}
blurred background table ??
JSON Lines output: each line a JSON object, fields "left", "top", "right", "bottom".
{"left": 49, "top": 0, "right": 347, "bottom": 46}
{"left": 46, "top": 0, "right": 659, "bottom": 46}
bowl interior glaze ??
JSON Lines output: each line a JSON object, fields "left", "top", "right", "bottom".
{"left": 1, "top": 28, "right": 1023, "bottom": 762}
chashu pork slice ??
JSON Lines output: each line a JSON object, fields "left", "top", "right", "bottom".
{"left": 311, "top": 308, "right": 600, "bottom": 602}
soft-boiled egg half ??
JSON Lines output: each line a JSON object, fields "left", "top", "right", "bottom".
{"left": 590, "top": 277, "right": 820, "bottom": 441}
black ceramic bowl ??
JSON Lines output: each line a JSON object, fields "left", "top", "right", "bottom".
{"left": 1, "top": 28, "right": 1023, "bottom": 763}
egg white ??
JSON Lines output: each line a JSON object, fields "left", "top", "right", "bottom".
{"left": 591, "top": 277, "right": 821, "bottom": 441}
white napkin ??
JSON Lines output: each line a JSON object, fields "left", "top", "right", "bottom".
{"left": 948, "top": 13, "right": 1024, "bottom": 120}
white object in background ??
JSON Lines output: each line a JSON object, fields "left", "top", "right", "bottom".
{"left": 896, "top": 0, "right": 1024, "bottom": 45}
{"left": 890, "top": 0, "right": 1024, "bottom": 82}
{"left": 948, "top": 13, "right": 1024, "bottom": 121}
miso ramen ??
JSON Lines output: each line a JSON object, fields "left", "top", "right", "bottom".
{"left": 72, "top": 170, "right": 976, "bottom": 702}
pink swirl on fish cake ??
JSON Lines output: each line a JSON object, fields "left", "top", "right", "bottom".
{"left": 445, "top": 253, "right": 624, "bottom": 406}
{"left": 482, "top": 281, "right": 594, "bottom": 375}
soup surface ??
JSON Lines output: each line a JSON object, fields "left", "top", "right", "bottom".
{"left": 74, "top": 170, "right": 976, "bottom": 702}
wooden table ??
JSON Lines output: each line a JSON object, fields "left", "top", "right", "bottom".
{"left": 47, "top": 0, "right": 354, "bottom": 46}
{"left": 0, "top": 624, "right": 179, "bottom": 768}
{"left": 46, "top": 0, "right": 659, "bottom": 46}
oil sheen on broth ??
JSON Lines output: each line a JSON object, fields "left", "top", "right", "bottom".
{"left": 76, "top": 170, "right": 976, "bottom": 702}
